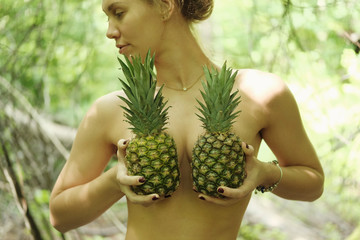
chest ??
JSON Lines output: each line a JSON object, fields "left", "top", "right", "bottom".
{"left": 110, "top": 88, "right": 265, "bottom": 163}
{"left": 163, "top": 91, "right": 263, "bottom": 163}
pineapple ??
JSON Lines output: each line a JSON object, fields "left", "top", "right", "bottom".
{"left": 191, "top": 62, "right": 246, "bottom": 198}
{"left": 117, "top": 51, "right": 180, "bottom": 197}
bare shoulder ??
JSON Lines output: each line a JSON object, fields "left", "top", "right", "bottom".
{"left": 86, "top": 90, "right": 125, "bottom": 122}
{"left": 235, "top": 69, "right": 290, "bottom": 104}
{"left": 77, "top": 90, "right": 127, "bottom": 142}
{"left": 93, "top": 90, "right": 124, "bottom": 112}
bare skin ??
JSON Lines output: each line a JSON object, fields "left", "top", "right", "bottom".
{"left": 49, "top": 0, "right": 324, "bottom": 239}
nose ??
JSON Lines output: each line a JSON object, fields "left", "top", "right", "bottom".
{"left": 106, "top": 20, "right": 120, "bottom": 39}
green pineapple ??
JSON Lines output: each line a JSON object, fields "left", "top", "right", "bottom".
{"left": 117, "top": 51, "right": 180, "bottom": 197}
{"left": 191, "top": 62, "right": 246, "bottom": 198}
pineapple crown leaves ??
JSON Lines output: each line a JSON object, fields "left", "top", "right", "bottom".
{"left": 117, "top": 50, "right": 170, "bottom": 135}
{"left": 196, "top": 61, "right": 242, "bottom": 133}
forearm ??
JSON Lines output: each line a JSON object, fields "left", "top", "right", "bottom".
{"left": 50, "top": 167, "right": 124, "bottom": 233}
{"left": 264, "top": 163, "right": 324, "bottom": 201}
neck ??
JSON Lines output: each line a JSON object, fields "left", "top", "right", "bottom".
{"left": 154, "top": 21, "right": 213, "bottom": 91}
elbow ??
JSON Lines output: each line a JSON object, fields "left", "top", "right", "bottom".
{"left": 307, "top": 186, "right": 324, "bottom": 202}
{"left": 307, "top": 173, "right": 325, "bottom": 202}
{"left": 50, "top": 213, "right": 69, "bottom": 233}
{"left": 49, "top": 203, "right": 71, "bottom": 233}
{"left": 50, "top": 219, "right": 62, "bottom": 233}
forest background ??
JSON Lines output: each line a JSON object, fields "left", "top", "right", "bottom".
{"left": 1, "top": 0, "right": 359, "bottom": 239}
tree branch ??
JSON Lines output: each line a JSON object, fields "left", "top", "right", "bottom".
{"left": 0, "top": 75, "right": 70, "bottom": 159}
{"left": 0, "top": 137, "right": 43, "bottom": 240}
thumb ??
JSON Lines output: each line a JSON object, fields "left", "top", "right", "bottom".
{"left": 117, "top": 139, "right": 129, "bottom": 160}
{"left": 242, "top": 142, "right": 254, "bottom": 159}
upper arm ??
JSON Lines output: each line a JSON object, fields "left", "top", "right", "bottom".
{"left": 52, "top": 94, "right": 119, "bottom": 195}
{"left": 260, "top": 75, "right": 323, "bottom": 174}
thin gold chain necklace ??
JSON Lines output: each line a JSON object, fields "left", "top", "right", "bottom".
{"left": 163, "top": 72, "right": 204, "bottom": 92}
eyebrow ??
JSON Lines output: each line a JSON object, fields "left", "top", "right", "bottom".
{"left": 107, "top": 3, "right": 116, "bottom": 11}
{"left": 107, "top": 1, "right": 125, "bottom": 12}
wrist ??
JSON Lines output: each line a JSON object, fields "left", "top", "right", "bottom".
{"left": 106, "top": 166, "right": 125, "bottom": 197}
{"left": 256, "top": 160, "right": 283, "bottom": 194}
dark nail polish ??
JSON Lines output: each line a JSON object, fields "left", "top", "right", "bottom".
{"left": 193, "top": 188, "right": 198, "bottom": 193}
{"left": 152, "top": 196, "right": 159, "bottom": 201}
{"left": 199, "top": 196, "right": 206, "bottom": 201}
{"left": 246, "top": 143, "right": 249, "bottom": 149}
{"left": 123, "top": 140, "right": 128, "bottom": 145}
{"left": 139, "top": 177, "right": 146, "bottom": 183}
{"left": 165, "top": 195, "right": 171, "bottom": 198}
{"left": 218, "top": 188, "right": 224, "bottom": 194}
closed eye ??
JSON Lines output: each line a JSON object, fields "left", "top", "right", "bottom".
{"left": 104, "top": 11, "right": 124, "bottom": 22}
{"left": 114, "top": 10, "right": 124, "bottom": 19}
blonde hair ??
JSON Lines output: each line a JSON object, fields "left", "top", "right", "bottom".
{"left": 146, "top": 0, "right": 214, "bottom": 22}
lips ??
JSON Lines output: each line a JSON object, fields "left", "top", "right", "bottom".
{"left": 116, "top": 44, "right": 130, "bottom": 54}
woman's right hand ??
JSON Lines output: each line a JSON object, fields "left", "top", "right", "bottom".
{"left": 116, "top": 139, "right": 160, "bottom": 206}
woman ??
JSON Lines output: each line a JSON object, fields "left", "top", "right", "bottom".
{"left": 49, "top": 0, "right": 324, "bottom": 239}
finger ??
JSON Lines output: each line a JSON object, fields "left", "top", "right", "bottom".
{"left": 125, "top": 190, "right": 160, "bottom": 206}
{"left": 118, "top": 174, "right": 146, "bottom": 186}
{"left": 217, "top": 184, "right": 253, "bottom": 199}
{"left": 117, "top": 161, "right": 145, "bottom": 186}
{"left": 198, "top": 194, "right": 238, "bottom": 206}
{"left": 242, "top": 142, "right": 254, "bottom": 157}
{"left": 118, "top": 180, "right": 160, "bottom": 206}
{"left": 117, "top": 139, "right": 129, "bottom": 160}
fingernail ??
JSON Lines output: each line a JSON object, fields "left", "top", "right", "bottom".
{"left": 152, "top": 196, "right": 159, "bottom": 201}
{"left": 193, "top": 188, "right": 198, "bottom": 193}
{"left": 165, "top": 195, "right": 171, "bottom": 198}
{"left": 199, "top": 196, "right": 205, "bottom": 201}
{"left": 138, "top": 177, "right": 146, "bottom": 183}
{"left": 218, "top": 188, "right": 224, "bottom": 194}
{"left": 246, "top": 143, "right": 249, "bottom": 149}
{"left": 123, "top": 140, "right": 128, "bottom": 145}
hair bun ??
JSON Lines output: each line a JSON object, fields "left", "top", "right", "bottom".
{"left": 180, "top": 0, "right": 214, "bottom": 22}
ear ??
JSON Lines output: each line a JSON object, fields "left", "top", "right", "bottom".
{"left": 159, "top": 0, "right": 175, "bottom": 21}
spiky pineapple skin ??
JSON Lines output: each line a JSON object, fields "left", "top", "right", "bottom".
{"left": 191, "top": 132, "right": 246, "bottom": 198}
{"left": 125, "top": 132, "right": 180, "bottom": 197}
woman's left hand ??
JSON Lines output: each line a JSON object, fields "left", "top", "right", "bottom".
{"left": 197, "top": 142, "right": 265, "bottom": 206}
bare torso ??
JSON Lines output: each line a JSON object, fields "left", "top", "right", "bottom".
{"left": 51, "top": 0, "right": 324, "bottom": 235}
{"left": 104, "top": 69, "right": 267, "bottom": 240}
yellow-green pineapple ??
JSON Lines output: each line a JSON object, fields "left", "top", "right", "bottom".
{"left": 192, "top": 63, "right": 246, "bottom": 198}
{"left": 118, "top": 51, "right": 180, "bottom": 197}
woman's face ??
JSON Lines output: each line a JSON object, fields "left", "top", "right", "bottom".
{"left": 102, "top": 0, "right": 165, "bottom": 58}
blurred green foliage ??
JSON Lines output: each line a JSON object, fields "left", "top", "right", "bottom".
{"left": 0, "top": 0, "right": 119, "bottom": 126}
{"left": 1, "top": 0, "right": 360, "bottom": 239}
